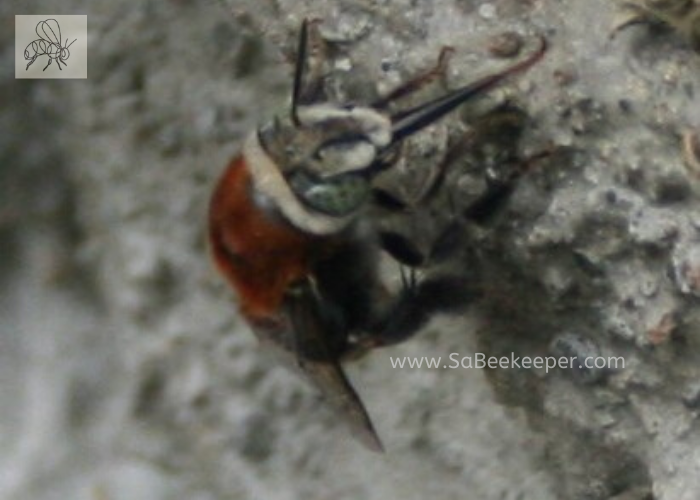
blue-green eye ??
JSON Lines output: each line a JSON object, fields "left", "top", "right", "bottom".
{"left": 288, "top": 171, "right": 370, "bottom": 217}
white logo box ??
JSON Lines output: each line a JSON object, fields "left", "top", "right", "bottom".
{"left": 16, "top": 15, "right": 88, "bottom": 79}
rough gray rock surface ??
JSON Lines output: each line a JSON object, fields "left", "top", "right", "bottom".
{"left": 2, "top": 0, "right": 700, "bottom": 499}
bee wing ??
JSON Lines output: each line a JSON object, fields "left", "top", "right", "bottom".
{"left": 37, "top": 19, "right": 62, "bottom": 45}
{"left": 291, "top": 349, "right": 384, "bottom": 452}
{"left": 251, "top": 280, "right": 384, "bottom": 452}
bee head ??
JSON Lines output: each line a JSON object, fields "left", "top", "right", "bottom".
{"left": 258, "top": 103, "right": 392, "bottom": 217}
{"left": 247, "top": 19, "right": 546, "bottom": 231}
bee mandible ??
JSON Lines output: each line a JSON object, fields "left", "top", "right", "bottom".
{"left": 208, "top": 19, "right": 547, "bottom": 451}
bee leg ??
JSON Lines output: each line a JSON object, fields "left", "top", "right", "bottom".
{"left": 379, "top": 230, "right": 426, "bottom": 267}
{"left": 462, "top": 177, "right": 518, "bottom": 225}
{"left": 609, "top": 0, "right": 690, "bottom": 41}
{"left": 423, "top": 179, "right": 517, "bottom": 266}
{"left": 363, "top": 174, "right": 492, "bottom": 349}
{"left": 462, "top": 142, "right": 554, "bottom": 224}
{"left": 413, "top": 134, "right": 470, "bottom": 205}
{"left": 354, "top": 226, "right": 477, "bottom": 349}
{"left": 310, "top": 234, "right": 470, "bottom": 358}
{"left": 370, "top": 136, "right": 457, "bottom": 213}
{"left": 372, "top": 46, "right": 455, "bottom": 109}
{"left": 610, "top": 12, "right": 653, "bottom": 41}
{"left": 361, "top": 273, "right": 480, "bottom": 348}
{"left": 427, "top": 218, "right": 469, "bottom": 264}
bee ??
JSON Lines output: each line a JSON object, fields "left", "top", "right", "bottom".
{"left": 208, "top": 19, "right": 547, "bottom": 451}
{"left": 24, "top": 19, "right": 77, "bottom": 71}
{"left": 612, "top": 0, "right": 700, "bottom": 51}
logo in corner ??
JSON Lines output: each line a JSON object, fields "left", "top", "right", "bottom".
{"left": 16, "top": 15, "right": 87, "bottom": 79}
{"left": 25, "top": 19, "right": 77, "bottom": 72}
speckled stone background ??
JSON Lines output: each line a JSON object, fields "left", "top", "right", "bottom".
{"left": 2, "top": 0, "right": 700, "bottom": 499}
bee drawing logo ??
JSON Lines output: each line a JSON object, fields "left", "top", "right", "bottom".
{"left": 24, "top": 19, "right": 77, "bottom": 72}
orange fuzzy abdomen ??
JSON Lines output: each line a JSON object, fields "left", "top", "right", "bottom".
{"left": 208, "top": 155, "right": 313, "bottom": 321}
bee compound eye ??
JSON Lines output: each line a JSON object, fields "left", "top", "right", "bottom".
{"left": 288, "top": 170, "right": 370, "bottom": 217}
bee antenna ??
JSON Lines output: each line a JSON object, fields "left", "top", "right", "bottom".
{"left": 291, "top": 19, "right": 309, "bottom": 127}
{"left": 390, "top": 35, "right": 547, "bottom": 145}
